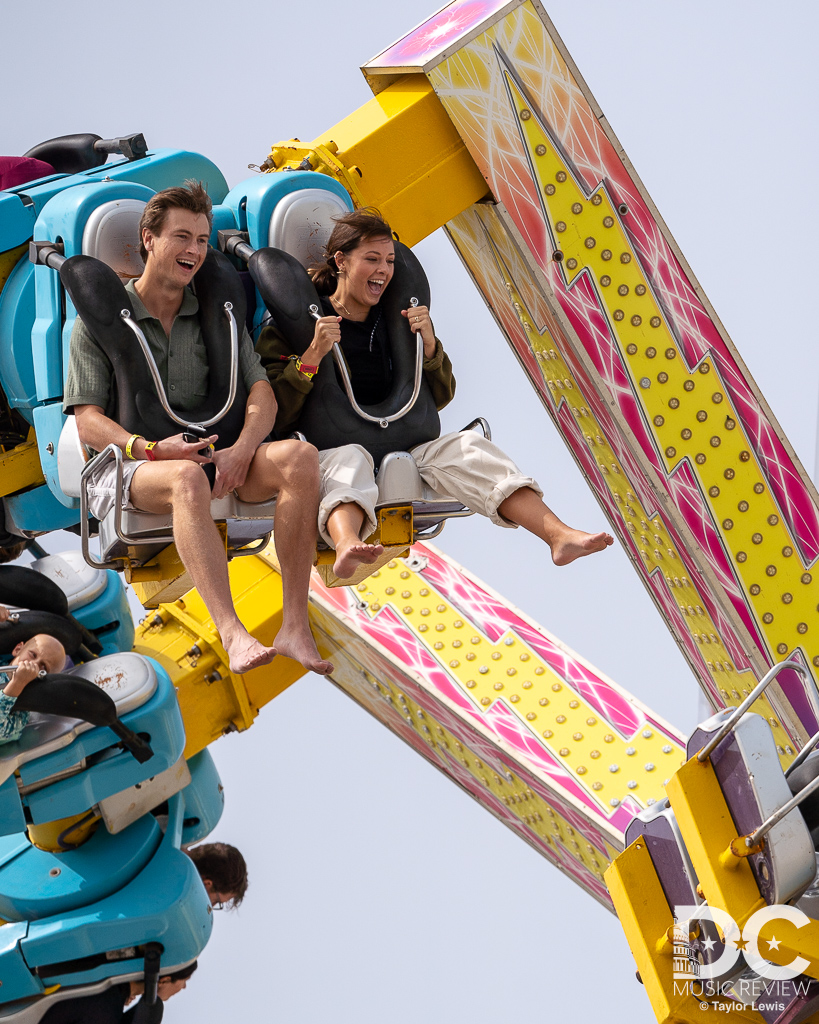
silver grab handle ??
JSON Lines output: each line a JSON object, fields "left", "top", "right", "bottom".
{"left": 697, "top": 660, "right": 813, "bottom": 763}
{"left": 745, "top": 773, "right": 819, "bottom": 848}
{"left": 786, "top": 728, "right": 819, "bottom": 778}
{"left": 308, "top": 300, "right": 424, "bottom": 430}
{"left": 80, "top": 445, "right": 130, "bottom": 570}
{"left": 120, "top": 301, "right": 239, "bottom": 429}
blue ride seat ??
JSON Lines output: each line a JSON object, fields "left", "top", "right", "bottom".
{"left": 0, "top": 812, "right": 160, "bottom": 922}
{"left": 0, "top": 146, "right": 229, "bottom": 540}
{"left": 27, "top": 181, "right": 154, "bottom": 514}
{"left": 219, "top": 170, "right": 353, "bottom": 338}
{"left": 0, "top": 746, "right": 224, "bottom": 925}
{"left": 0, "top": 652, "right": 185, "bottom": 838}
{"left": 20, "top": 550, "right": 134, "bottom": 657}
{"left": 0, "top": 792, "right": 211, "bottom": 1005}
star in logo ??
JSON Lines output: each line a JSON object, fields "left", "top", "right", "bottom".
{"left": 732, "top": 938, "right": 748, "bottom": 952}
{"left": 767, "top": 936, "right": 781, "bottom": 951}
{"left": 702, "top": 937, "right": 716, "bottom": 952}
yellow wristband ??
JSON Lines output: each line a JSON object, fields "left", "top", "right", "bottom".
{"left": 295, "top": 358, "right": 317, "bottom": 379}
{"left": 125, "top": 434, "right": 144, "bottom": 461}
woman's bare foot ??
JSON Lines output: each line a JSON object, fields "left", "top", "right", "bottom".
{"left": 551, "top": 528, "right": 614, "bottom": 566}
{"left": 222, "top": 631, "right": 277, "bottom": 674}
{"left": 333, "top": 539, "right": 384, "bottom": 580}
{"left": 274, "top": 626, "right": 334, "bottom": 675}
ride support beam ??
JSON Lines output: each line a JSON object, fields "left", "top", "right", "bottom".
{"left": 263, "top": 74, "right": 488, "bottom": 247}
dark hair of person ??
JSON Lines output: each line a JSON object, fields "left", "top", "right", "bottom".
{"left": 0, "top": 540, "right": 27, "bottom": 565}
{"left": 138, "top": 180, "right": 213, "bottom": 262}
{"left": 187, "top": 842, "right": 248, "bottom": 908}
{"left": 310, "top": 208, "right": 393, "bottom": 295}
{"left": 164, "top": 960, "right": 198, "bottom": 984}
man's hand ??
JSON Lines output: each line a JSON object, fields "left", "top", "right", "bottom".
{"left": 211, "top": 444, "right": 255, "bottom": 499}
{"left": 4, "top": 660, "right": 38, "bottom": 697}
{"left": 152, "top": 433, "right": 218, "bottom": 464}
{"left": 401, "top": 305, "right": 436, "bottom": 358}
{"left": 0, "top": 606, "right": 8, "bottom": 624}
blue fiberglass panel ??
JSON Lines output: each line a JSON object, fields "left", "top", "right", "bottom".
{"left": 22, "top": 795, "right": 212, "bottom": 986}
{"left": 0, "top": 812, "right": 161, "bottom": 921}
{"left": 222, "top": 170, "right": 352, "bottom": 250}
{"left": 4, "top": 484, "right": 80, "bottom": 535}
{"left": 18, "top": 666, "right": 185, "bottom": 826}
{"left": 0, "top": 921, "right": 42, "bottom": 1002}
{"left": 5, "top": 149, "right": 228, "bottom": 225}
{"left": 0, "top": 255, "right": 37, "bottom": 419}
{"left": 32, "top": 180, "right": 157, "bottom": 405}
{"left": 71, "top": 572, "right": 135, "bottom": 656}
{"left": 0, "top": 193, "right": 36, "bottom": 251}
{"left": 180, "top": 749, "right": 224, "bottom": 847}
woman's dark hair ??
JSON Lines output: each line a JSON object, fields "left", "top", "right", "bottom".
{"left": 164, "top": 960, "right": 198, "bottom": 984}
{"left": 187, "top": 842, "right": 248, "bottom": 908}
{"left": 310, "top": 208, "right": 393, "bottom": 295}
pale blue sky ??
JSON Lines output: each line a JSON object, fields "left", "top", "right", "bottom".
{"left": 5, "top": 0, "right": 819, "bottom": 1020}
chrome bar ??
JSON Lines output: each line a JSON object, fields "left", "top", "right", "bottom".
{"left": 80, "top": 445, "right": 129, "bottom": 570}
{"left": 120, "top": 301, "right": 239, "bottom": 429}
{"left": 785, "top": 729, "right": 819, "bottom": 777}
{"left": 309, "top": 302, "right": 425, "bottom": 429}
{"left": 461, "top": 416, "right": 492, "bottom": 440}
{"left": 697, "top": 660, "right": 812, "bottom": 763}
{"left": 745, "top": 773, "right": 819, "bottom": 847}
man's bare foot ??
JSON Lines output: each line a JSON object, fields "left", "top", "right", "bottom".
{"left": 551, "top": 529, "right": 614, "bottom": 566}
{"left": 222, "top": 631, "right": 277, "bottom": 674}
{"left": 274, "top": 627, "right": 334, "bottom": 675}
{"left": 333, "top": 539, "right": 384, "bottom": 580}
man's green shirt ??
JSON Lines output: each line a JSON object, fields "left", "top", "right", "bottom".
{"left": 64, "top": 279, "right": 267, "bottom": 418}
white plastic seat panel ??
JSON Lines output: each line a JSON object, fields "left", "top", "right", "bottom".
{"left": 81, "top": 199, "right": 146, "bottom": 281}
{"left": 69, "top": 651, "right": 157, "bottom": 715}
{"left": 29, "top": 551, "right": 107, "bottom": 611}
{"left": 56, "top": 416, "right": 87, "bottom": 499}
{"left": 268, "top": 189, "right": 351, "bottom": 269}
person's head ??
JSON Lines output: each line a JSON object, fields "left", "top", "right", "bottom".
{"left": 138, "top": 180, "right": 213, "bottom": 284}
{"left": 311, "top": 209, "right": 394, "bottom": 306}
{"left": 0, "top": 540, "right": 26, "bottom": 565}
{"left": 129, "top": 960, "right": 198, "bottom": 1005}
{"left": 187, "top": 842, "right": 248, "bottom": 909}
{"left": 158, "top": 960, "right": 198, "bottom": 1002}
{"left": 11, "top": 634, "right": 66, "bottom": 673}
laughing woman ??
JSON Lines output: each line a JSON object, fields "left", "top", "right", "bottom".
{"left": 256, "top": 209, "right": 613, "bottom": 579}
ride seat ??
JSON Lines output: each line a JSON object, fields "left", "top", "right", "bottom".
{"left": 686, "top": 708, "right": 816, "bottom": 905}
{"left": 268, "top": 187, "right": 352, "bottom": 271}
{"left": 0, "top": 793, "right": 210, "bottom": 1005}
{"left": 0, "top": 652, "right": 185, "bottom": 838}
{"left": 81, "top": 198, "right": 146, "bottom": 281}
{"left": 48, "top": 194, "right": 278, "bottom": 570}
{"left": 76, "top": 443, "right": 276, "bottom": 572}
{"left": 0, "top": 651, "right": 158, "bottom": 791}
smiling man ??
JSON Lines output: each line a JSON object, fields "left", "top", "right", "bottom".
{"left": 64, "top": 182, "right": 333, "bottom": 677}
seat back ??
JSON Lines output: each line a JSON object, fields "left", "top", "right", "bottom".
{"left": 268, "top": 187, "right": 352, "bottom": 269}
{"left": 29, "top": 182, "right": 154, "bottom": 511}
{"left": 0, "top": 653, "right": 185, "bottom": 837}
{"left": 81, "top": 198, "right": 146, "bottom": 281}
{"left": 221, "top": 171, "right": 354, "bottom": 335}
{"left": 0, "top": 794, "right": 211, "bottom": 1004}
{"left": 688, "top": 709, "right": 816, "bottom": 905}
